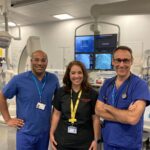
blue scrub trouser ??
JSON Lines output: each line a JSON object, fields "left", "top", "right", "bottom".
{"left": 103, "top": 143, "right": 141, "bottom": 150}
{"left": 16, "top": 131, "right": 49, "bottom": 150}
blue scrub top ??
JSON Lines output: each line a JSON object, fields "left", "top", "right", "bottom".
{"left": 98, "top": 74, "right": 150, "bottom": 149}
{"left": 2, "top": 71, "right": 59, "bottom": 135}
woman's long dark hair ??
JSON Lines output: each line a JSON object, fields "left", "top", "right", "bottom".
{"left": 63, "top": 61, "right": 91, "bottom": 92}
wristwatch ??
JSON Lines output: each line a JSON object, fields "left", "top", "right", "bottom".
{"left": 94, "top": 139, "right": 101, "bottom": 143}
{"left": 97, "top": 139, "right": 101, "bottom": 143}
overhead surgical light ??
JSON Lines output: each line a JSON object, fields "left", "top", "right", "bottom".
{"left": 0, "top": 31, "right": 11, "bottom": 49}
{"left": 0, "top": 0, "right": 21, "bottom": 69}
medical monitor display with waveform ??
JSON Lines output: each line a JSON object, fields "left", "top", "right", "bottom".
{"left": 95, "top": 53, "right": 112, "bottom": 70}
{"left": 75, "top": 54, "right": 94, "bottom": 69}
{"left": 75, "top": 35, "right": 94, "bottom": 53}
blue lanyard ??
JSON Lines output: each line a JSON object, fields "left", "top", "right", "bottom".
{"left": 32, "top": 74, "right": 46, "bottom": 102}
{"left": 111, "top": 85, "right": 117, "bottom": 106}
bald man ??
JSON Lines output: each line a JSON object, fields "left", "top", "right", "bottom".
{"left": 0, "top": 50, "right": 59, "bottom": 150}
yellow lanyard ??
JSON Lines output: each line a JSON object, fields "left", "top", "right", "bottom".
{"left": 68, "top": 90, "right": 82, "bottom": 124}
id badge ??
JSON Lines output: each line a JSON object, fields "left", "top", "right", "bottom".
{"left": 67, "top": 126, "right": 77, "bottom": 134}
{"left": 36, "top": 102, "right": 46, "bottom": 110}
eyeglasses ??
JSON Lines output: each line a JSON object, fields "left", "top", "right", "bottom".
{"left": 113, "top": 58, "right": 131, "bottom": 64}
{"left": 32, "top": 58, "right": 47, "bottom": 63}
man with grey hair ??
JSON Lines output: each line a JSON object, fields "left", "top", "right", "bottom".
{"left": 96, "top": 46, "right": 150, "bottom": 150}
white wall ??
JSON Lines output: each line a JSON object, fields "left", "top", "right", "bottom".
{"left": 9, "top": 14, "right": 150, "bottom": 74}
{"left": 10, "top": 19, "right": 90, "bottom": 71}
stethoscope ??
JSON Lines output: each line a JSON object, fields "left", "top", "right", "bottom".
{"left": 103, "top": 74, "right": 132, "bottom": 101}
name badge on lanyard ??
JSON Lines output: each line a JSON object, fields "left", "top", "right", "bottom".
{"left": 32, "top": 74, "right": 46, "bottom": 110}
{"left": 68, "top": 126, "right": 77, "bottom": 134}
{"left": 36, "top": 102, "right": 46, "bottom": 110}
{"left": 67, "top": 90, "right": 82, "bottom": 134}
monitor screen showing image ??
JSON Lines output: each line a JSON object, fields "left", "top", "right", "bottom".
{"left": 75, "top": 35, "right": 94, "bottom": 53}
{"left": 75, "top": 54, "right": 94, "bottom": 69}
{"left": 95, "top": 53, "right": 112, "bottom": 70}
{"left": 95, "top": 34, "right": 117, "bottom": 53}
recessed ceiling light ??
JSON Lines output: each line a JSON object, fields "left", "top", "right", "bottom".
{"left": 2, "top": 22, "right": 16, "bottom": 27}
{"left": 53, "top": 14, "right": 74, "bottom": 20}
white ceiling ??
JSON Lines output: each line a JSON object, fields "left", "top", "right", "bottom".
{"left": 0, "top": 0, "right": 126, "bottom": 26}
{"left": 1, "top": 0, "right": 150, "bottom": 26}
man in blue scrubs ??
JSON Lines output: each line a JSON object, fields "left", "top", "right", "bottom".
{"left": 96, "top": 46, "right": 150, "bottom": 150}
{"left": 0, "top": 50, "right": 59, "bottom": 150}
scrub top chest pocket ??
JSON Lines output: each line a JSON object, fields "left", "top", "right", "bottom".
{"left": 117, "top": 95, "right": 133, "bottom": 109}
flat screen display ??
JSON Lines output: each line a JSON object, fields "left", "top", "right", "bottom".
{"left": 95, "top": 34, "right": 117, "bottom": 53}
{"left": 75, "top": 35, "right": 94, "bottom": 53}
{"left": 74, "top": 34, "right": 117, "bottom": 70}
{"left": 95, "top": 53, "right": 112, "bottom": 70}
{"left": 75, "top": 54, "right": 94, "bottom": 69}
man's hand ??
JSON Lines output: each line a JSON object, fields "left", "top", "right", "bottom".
{"left": 6, "top": 118, "right": 24, "bottom": 128}
{"left": 89, "top": 140, "right": 97, "bottom": 150}
{"left": 50, "top": 133, "right": 57, "bottom": 150}
{"left": 128, "top": 102, "right": 136, "bottom": 111}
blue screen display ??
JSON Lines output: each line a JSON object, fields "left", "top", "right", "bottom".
{"left": 75, "top": 36, "right": 94, "bottom": 53}
{"left": 75, "top": 54, "right": 93, "bottom": 69}
{"left": 95, "top": 53, "right": 112, "bottom": 70}
{"left": 74, "top": 34, "right": 117, "bottom": 70}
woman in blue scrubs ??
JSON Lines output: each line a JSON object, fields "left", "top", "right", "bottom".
{"left": 96, "top": 46, "right": 150, "bottom": 150}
